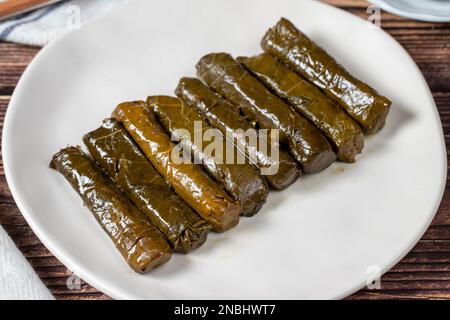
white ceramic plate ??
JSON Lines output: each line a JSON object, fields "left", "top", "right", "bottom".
{"left": 370, "top": 0, "right": 450, "bottom": 22}
{"left": 3, "top": 0, "right": 446, "bottom": 299}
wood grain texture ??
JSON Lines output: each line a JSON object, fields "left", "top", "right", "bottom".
{"left": 0, "top": 0, "right": 449, "bottom": 300}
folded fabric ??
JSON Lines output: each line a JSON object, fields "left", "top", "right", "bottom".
{"left": 0, "top": 226, "right": 54, "bottom": 300}
{"left": 0, "top": 0, "right": 131, "bottom": 46}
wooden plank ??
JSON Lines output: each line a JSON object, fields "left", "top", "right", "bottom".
{"left": 321, "top": 0, "right": 367, "bottom": 8}
{"left": 390, "top": 262, "right": 450, "bottom": 272}
{"left": 55, "top": 293, "right": 111, "bottom": 300}
{"left": 0, "top": 1, "right": 61, "bottom": 20}
{"left": 382, "top": 272, "right": 450, "bottom": 281}
{"left": 0, "top": 44, "right": 38, "bottom": 94}
{"left": 0, "top": 34, "right": 449, "bottom": 93}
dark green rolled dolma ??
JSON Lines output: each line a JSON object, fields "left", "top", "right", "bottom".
{"left": 261, "top": 18, "right": 391, "bottom": 134}
{"left": 238, "top": 53, "right": 364, "bottom": 163}
{"left": 83, "top": 119, "right": 211, "bottom": 253}
{"left": 50, "top": 147, "right": 172, "bottom": 273}
{"left": 113, "top": 101, "right": 241, "bottom": 232}
{"left": 175, "top": 77, "right": 300, "bottom": 190}
{"left": 196, "top": 52, "right": 336, "bottom": 174}
{"left": 147, "top": 96, "right": 269, "bottom": 217}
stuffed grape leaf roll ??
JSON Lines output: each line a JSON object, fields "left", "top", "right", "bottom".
{"left": 175, "top": 77, "right": 300, "bottom": 190}
{"left": 196, "top": 52, "right": 336, "bottom": 174}
{"left": 238, "top": 53, "right": 364, "bottom": 163}
{"left": 50, "top": 146, "right": 172, "bottom": 273}
{"left": 83, "top": 118, "right": 211, "bottom": 252}
{"left": 147, "top": 96, "right": 269, "bottom": 217}
{"left": 112, "top": 101, "right": 241, "bottom": 232}
{"left": 261, "top": 18, "right": 391, "bottom": 134}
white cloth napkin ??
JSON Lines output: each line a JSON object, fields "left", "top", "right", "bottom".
{"left": 0, "top": 0, "right": 131, "bottom": 46}
{"left": 0, "top": 226, "right": 54, "bottom": 300}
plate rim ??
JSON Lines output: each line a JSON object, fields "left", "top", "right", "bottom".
{"left": 2, "top": 0, "right": 447, "bottom": 300}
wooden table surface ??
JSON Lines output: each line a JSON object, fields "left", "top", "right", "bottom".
{"left": 0, "top": 0, "right": 449, "bottom": 300}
